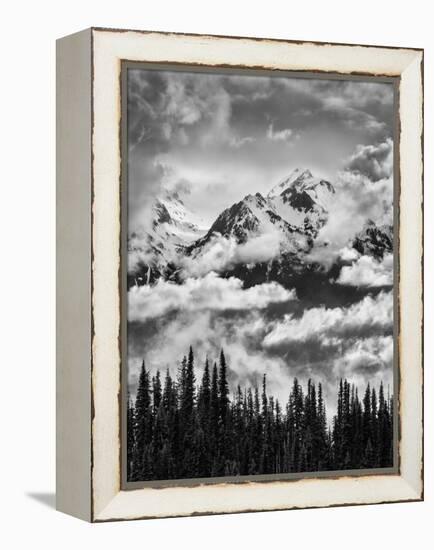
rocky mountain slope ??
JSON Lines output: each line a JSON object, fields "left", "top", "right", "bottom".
{"left": 128, "top": 169, "right": 393, "bottom": 295}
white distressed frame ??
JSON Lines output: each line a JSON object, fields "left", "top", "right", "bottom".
{"left": 58, "top": 28, "right": 424, "bottom": 522}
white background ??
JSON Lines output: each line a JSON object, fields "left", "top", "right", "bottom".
{"left": 1, "top": 1, "right": 431, "bottom": 548}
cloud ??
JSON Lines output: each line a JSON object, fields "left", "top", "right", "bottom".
{"left": 127, "top": 157, "right": 168, "bottom": 231}
{"left": 279, "top": 79, "right": 393, "bottom": 138}
{"left": 306, "top": 139, "right": 393, "bottom": 267}
{"left": 165, "top": 78, "right": 203, "bottom": 125}
{"left": 168, "top": 177, "right": 192, "bottom": 196}
{"left": 332, "top": 335, "right": 393, "bottom": 396}
{"left": 344, "top": 138, "right": 393, "bottom": 181}
{"left": 128, "top": 307, "right": 296, "bottom": 405}
{"left": 266, "top": 123, "right": 295, "bottom": 142}
{"left": 128, "top": 285, "right": 393, "bottom": 418}
{"left": 229, "top": 135, "right": 255, "bottom": 148}
{"left": 263, "top": 291, "right": 393, "bottom": 348}
{"left": 128, "top": 272, "right": 296, "bottom": 322}
{"left": 128, "top": 290, "right": 393, "bottom": 417}
{"left": 127, "top": 70, "right": 394, "bottom": 236}
{"left": 336, "top": 336, "right": 393, "bottom": 376}
{"left": 336, "top": 254, "right": 393, "bottom": 287}
{"left": 236, "top": 231, "right": 283, "bottom": 264}
{"left": 322, "top": 101, "right": 386, "bottom": 134}
{"left": 181, "top": 230, "right": 283, "bottom": 278}
{"left": 339, "top": 246, "right": 360, "bottom": 262}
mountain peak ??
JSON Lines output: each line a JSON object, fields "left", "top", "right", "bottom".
{"left": 268, "top": 168, "right": 335, "bottom": 200}
{"left": 243, "top": 192, "right": 267, "bottom": 207}
{"left": 294, "top": 167, "right": 313, "bottom": 179}
{"left": 267, "top": 168, "right": 314, "bottom": 198}
{"left": 353, "top": 221, "right": 393, "bottom": 260}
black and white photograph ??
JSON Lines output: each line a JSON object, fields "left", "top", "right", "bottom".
{"left": 125, "top": 66, "right": 396, "bottom": 483}
{"left": 1, "top": 0, "right": 428, "bottom": 538}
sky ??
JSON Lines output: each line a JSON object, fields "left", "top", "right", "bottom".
{"left": 126, "top": 67, "right": 395, "bottom": 418}
{"left": 127, "top": 68, "right": 395, "bottom": 228}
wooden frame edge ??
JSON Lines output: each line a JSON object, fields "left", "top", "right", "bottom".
{"left": 88, "top": 28, "right": 423, "bottom": 522}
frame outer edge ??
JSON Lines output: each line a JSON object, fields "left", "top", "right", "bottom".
{"left": 56, "top": 28, "right": 93, "bottom": 522}
{"left": 90, "top": 29, "right": 424, "bottom": 521}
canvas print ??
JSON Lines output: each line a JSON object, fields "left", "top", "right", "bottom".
{"left": 124, "top": 67, "right": 395, "bottom": 483}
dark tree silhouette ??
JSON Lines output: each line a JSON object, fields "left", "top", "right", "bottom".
{"left": 126, "top": 394, "right": 135, "bottom": 479}
{"left": 128, "top": 349, "right": 394, "bottom": 482}
{"left": 132, "top": 360, "right": 152, "bottom": 479}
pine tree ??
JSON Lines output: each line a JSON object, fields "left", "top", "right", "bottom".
{"left": 133, "top": 360, "right": 152, "bottom": 480}
{"left": 185, "top": 346, "right": 196, "bottom": 417}
{"left": 162, "top": 369, "right": 176, "bottom": 413}
{"left": 152, "top": 401, "right": 169, "bottom": 479}
{"left": 218, "top": 349, "right": 231, "bottom": 470}
{"left": 274, "top": 398, "right": 283, "bottom": 473}
{"left": 246, "top": 387, "right": 256, "bottom": 474}
{"left": 333, "top": 379, "right": 344, "bottom": 469}
{"left": 128, "top": 348, "right": 394, "bottom": 481}
{"left": 179, "top": 347, "right": 197, "bottom": 476}
{"left": 210, "top": 362, "right": 219, "bottom": 437}
{"left": 362, "top": 383, "right": 372, "bottom": 452}
{"left": 162, "top": 369, "right": 177, "bottom": 478}
{"left": 371, "top": 386, "right": 378, "bottom": 461}
{"left": 261, "top": 374, "right": 269, "bottom": 473}
{"left": 218, "top": 349, "right": 229, "bottom": 425}
{"left": 198, "top": 358, "right": 211, "bottom": 425}
{"left": 316, "top": 383, "right": 328, "bottom": 469}
{"left": 209, "top": 362, "right": 220, "bottom": 474}
{"left": 126, "top": 395, "right": 135, "bottom": 480}
{"left": 152, "top": 370, "right": 162, "bottom": 416}
{"left": 233, "top": 385, "right": 244, "bottom": 472}
{"left": 197, "top": 358, "right": 211, "bottom": 476}
{"left": 177, "top": 355, "right": 187, "bottom": 412}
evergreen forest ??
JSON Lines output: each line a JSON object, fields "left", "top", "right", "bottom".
{"left": 127, "top": 347, "right": 394, "bottom": 481}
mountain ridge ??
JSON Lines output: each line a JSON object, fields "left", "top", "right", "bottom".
{"left": 127, "top": 168, "right": 392, "bottom": 293}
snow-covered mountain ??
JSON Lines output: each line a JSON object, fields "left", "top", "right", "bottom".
{"left": 128, "top": 191, "right": 207, "bottom": 286}
{"left": 189, "top": 169, "right": 335, "bottom": 255}
{"left": 157, "top": 191, "right": 207, "bottom": 244}
{"left": 353, "top": 221, "right": 393, "bottom": 259}
{"left": 269, "top": 168, "right": 335, "bottom": 236}
{"left": 268, "top": 168, "right": 335, "bottom": 206}
{"left": 188, "top": 191, "right": 309, "bottom": 257}
{"left": 128, "top": 168, "right": 392, "bottom": 293}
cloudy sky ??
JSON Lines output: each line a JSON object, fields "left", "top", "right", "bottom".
{"left": 127, "top": 68, "right": 394, "bottom": 227}
{"left": 126, "top": 67, "right": 395, "bottom": 417}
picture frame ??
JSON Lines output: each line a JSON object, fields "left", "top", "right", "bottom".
{"left": 56, "top": 27, "right": 423, "bottom": 522}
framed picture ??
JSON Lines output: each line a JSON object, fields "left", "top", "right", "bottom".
{"left": 56, "top": 28, "right": 423, "bottom": 522}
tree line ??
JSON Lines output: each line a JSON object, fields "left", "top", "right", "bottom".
{"left": 127, "top": 347, "right": 394, "bottom": 482}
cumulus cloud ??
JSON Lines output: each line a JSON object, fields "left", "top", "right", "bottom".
{"left": 322, "top": 101, "right": 386, "bottom": 134}
{"left": 128, "top": 289, "right": 394, "bottom": 416}
{"left": 336, "top": 254, "right": 393, "bottom": 287}
{"left": 128, "top": 285, "right": 393, "bottom": 417}
{"left": 127, "top": 237, "right": 154, "bottom": 274}
{"left": 339, "top": 246, "right": 360, "bottom": 262}
{"left": 332, "top": 335, "right": 394, "bottom": 397}
{"left": 335, "top": 335, "right": 393, "bottom": 376}
{"left": 306, "top": 139, "right": 393, "bottom": 267}
{"left": 263, "top": 291, "right": 393, "bottom": 348}
{"left": 167, "top": 177, "right": 192, "bottom": 196}
{"left": 181, "top": 230, "right": 282, "bottom": 278}
{"left": 266, "top": 123, "right": 295, "bottom": 142}
{"left": 128, "top": 272, "right": 296, "bottom": 322}
{"left": 229, "top": 135, "right": 255, "bottom": 148}
{"left": 128, "top": 308, "right": 296, "bottom": 406}
{"left": 344, "top": 138, "right": 393, "bottom": 182}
